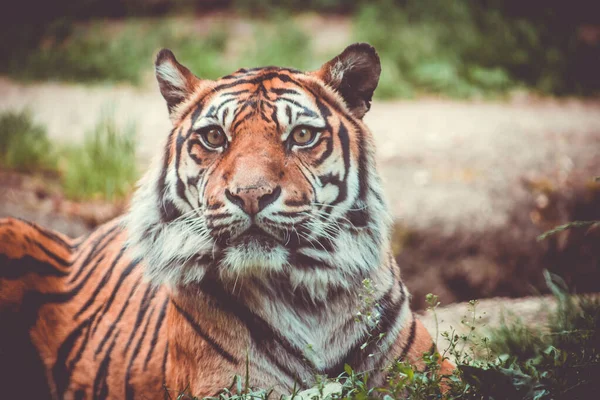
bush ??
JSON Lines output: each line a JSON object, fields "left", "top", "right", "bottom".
{"left": 2, "top": 1, "right": 598, "bottom": 97}
{"left": 238, "top": 16, "right": 314, "bottom": 70}
{"left": 0, "top": 110, "right": 56, "bottom": 172}
{"left": 355, "top": 0, "right": 600, "bottom": 98}
{"left": 2, "top": 20, "right": 230, "bottom": 84}
{"left": 353, "top": 0, "right": 523, "bottom": 99}
{"left": 59, "top": 112, "right": 138, "bottom": 200}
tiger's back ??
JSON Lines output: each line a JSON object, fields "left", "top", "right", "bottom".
{"left": 0, "top": 218, "right": 168, "bottom": 399}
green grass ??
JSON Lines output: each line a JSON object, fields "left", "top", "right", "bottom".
{"left": 0, "top": 109, "right": 56, "bottom": 172}
{"left": 59, "top": 113, "right": 138, "bottom": 201}
{"left": 0, "top": 109, "right": 138, "bottom": 201}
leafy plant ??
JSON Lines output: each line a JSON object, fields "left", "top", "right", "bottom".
{"left": 59, "top": 112, "right": 138, "bottom": 200}
{"left": 0, "top": 109, "right": 56, "bottom": 172}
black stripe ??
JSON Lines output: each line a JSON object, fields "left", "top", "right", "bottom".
{"left": 91, "top": 258, "right": 141, "bottom": 335}
{"left": 143, "top": 297, "right": 169, "bottom": 371}
{"left": 171, "top": 301, "right": 238, "bottom": 364}
{"left": 175, "top": 131, "right": 196, "bottom": 212}
{"left": 311, "top": 135, "right": 334, "bottom": 167}
{"left": 197, "top": 277, "right": 308, "bottom": 382}
{"left": 290, "top": 252, "right": 334, "bottom": 269}
{"left": 212, "top": 72, "right": 302, "bottom": 92}
{"left": 93, "top": 274, "right": 142, "bottom": 356}
{"left": 267, "top": 102, "right": 280, "bottom": 132}
{"left": 121, "top": 284, "right": 156, "bottom": 356}
{"left": 220, "top": 89, "right": 250, "bottom": 97}
{"left": 346, "top": 208, "right": 370, "bottom": 228}
{"left": 276, "top": 97, "right": 317, "bottom": 118}
{"left": 285, "top": 104, "right": 293, "bottom": 125}
{"left": 190, "top": 104, "right": 204, "bottom": 125}
{"left": 74, "top": 247, "right": 126, "bottom": 319}
{"left": 210, "top": 97, "right": 237, "bottom": 118}
{"left": 94, "top": 330, "right": 120, "bottom": 399}
{"left": 332, "top": 122, "right": 350, "bottom": 205}
{"left": 398, "top": 315, "right": 417, "bottom": 361}
{"left": 271, "top": 88, "right": 302, "bottom": 96}
{"left": 161, "top": 344, "right": 169, "bottom": 400}
{"left": 351, "top": 118, "right": 370, "bottom": 203}
{"left": 33, "top": 241, "right": 70, "bottom": 268}
{"left": 325, "top": 284, "right": 407, "bottom": 376}
{"left": 0, "top": 254, "right": 69, "bottom": 279}
{"left": 158, "top": 128, "right": 183, "bottom": 223}
{"left": 53, "top": 304, "right": 103, "bottom": 397}
{"left": 125, "top": 306, "right": 156, "bottom": 400}
{"left": 65, "top": 254, "right": 107, "bottom": 302}
{"left": 19, "top": 219, "right": 75, "bottom": 250}
{"left": 68, "top": 225, "right": 121, "bottom": 284}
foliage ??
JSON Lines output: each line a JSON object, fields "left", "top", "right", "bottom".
{"left": 0, "top": 109, "right": 138, "bottom": 200}
{"left": 0, "top": 109, "right": 56, "bottom": 172}
{"left": 2, "top": 1, "right": 598, "bottom": 97}
{"left": 353, "top": 0, "right": 516, "bottom": 99}
{"left": 353, "top": 0, "right": 599, "bottom": 99}
{"left": 232, "top": 0, "right": 361, "bottom": 15}
{"left": 238, "top": 17, "right": 314, "bottom": 71}
{"left": 1, "top": 20, "right": 230, "bottom": 84}
{"left": 536, "top": 220, "right": 600, "bottom": 241}
{"left": 59, "top": 112, "right": 138, "bottom": 201}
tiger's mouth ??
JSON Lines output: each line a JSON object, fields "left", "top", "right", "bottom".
{"left": 232, "top": 225, "right": 279, "bottom": 248}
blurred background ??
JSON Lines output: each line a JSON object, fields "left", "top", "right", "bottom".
{"left": 1, "top": 0, "right": 599, "bottom": 309}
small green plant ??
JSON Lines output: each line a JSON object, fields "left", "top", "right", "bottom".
{"left": 0, "top": 109, "right": 56, "bottom": 172}
{"left": 60, "top": 112, "right": 138, "bottom": 200}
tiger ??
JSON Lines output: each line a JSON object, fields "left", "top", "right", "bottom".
{"left": 0, "top": 43, "right": 454, "bottom": 399}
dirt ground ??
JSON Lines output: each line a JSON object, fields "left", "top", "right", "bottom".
{"left": 1, "top": 78, "right": 600, "bottom": 307}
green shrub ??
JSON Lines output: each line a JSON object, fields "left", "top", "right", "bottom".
{"left": 60, "top": 112, "right": 138, "bottom": 200}
{"left": 0, "top": 109, "right": 56, "bottom": 172}
{"left": 2, "top": 19, "right": 230, "bottom": 84}
{"left": 353, "top": 0, "right": 521, "bottom": 99}
{"left": 238, "top": 17, "right": 314, "bottom": 70}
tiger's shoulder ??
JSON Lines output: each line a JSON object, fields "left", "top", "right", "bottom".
{"left": 0, "top": 217, "right": 130, "bottom": 304}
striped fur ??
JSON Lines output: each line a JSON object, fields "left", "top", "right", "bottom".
{"left": 0, "top": 43, "right": 453, "bottom": 399}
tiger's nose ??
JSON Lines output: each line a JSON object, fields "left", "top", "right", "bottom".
{"left": 225, "top": 186, "right": 282, "bottom": 216}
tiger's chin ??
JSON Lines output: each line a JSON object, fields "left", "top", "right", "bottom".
{"left": 219, "top": 240, "right": 289, "bottom": 279}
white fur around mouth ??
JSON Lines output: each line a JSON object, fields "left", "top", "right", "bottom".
{"left": 220, "top": 240, "right": 290, "bottom": 278}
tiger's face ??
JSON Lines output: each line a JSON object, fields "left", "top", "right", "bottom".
{"left": 127, "top": 43, "right": 392, "bottom": 296}
{"left": 193, "top": 85, "right": 333, "bottom": 268}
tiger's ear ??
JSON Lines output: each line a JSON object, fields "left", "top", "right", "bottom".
{"left": 155, "top": 49, "right": 202, "bottom": 115}
{"left": 313, "top": 43, "right": 381, "bottom": 119}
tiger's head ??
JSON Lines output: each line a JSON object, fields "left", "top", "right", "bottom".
{"left": 126, "top": 43, "right": 392, "bottom": 298}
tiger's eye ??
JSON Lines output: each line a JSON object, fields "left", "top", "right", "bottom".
{"left": 291, "top": 127, "right": 316, "bottom": 145}
{"left": 203, "top": 128, "right": 226, "bottom": 148}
